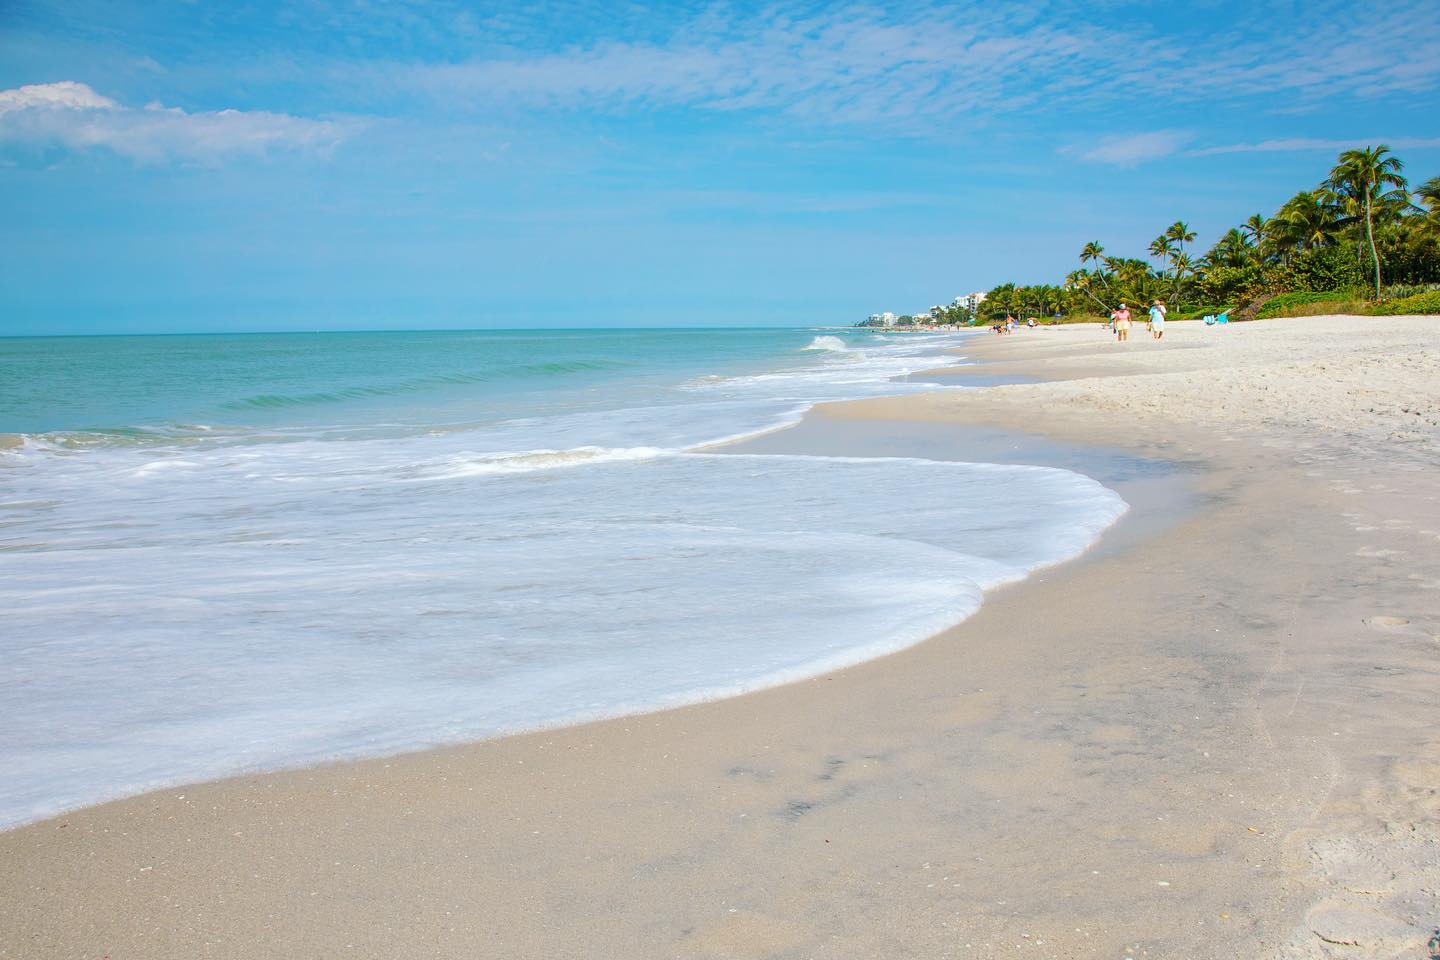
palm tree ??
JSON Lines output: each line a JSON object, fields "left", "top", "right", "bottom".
{"left": 1080, "top": 241, "right": 1117, "bottom": 296}
{"left": 1065, "top": 269, "right": 1110, "bottom": 313}
{"left": 1148, "top": 235, "right": 1176, "bottom": 274}
{"left": 1039, "top": 284, "right": 1066, "bottom": 317}
{"left": 1240, "top": 214, "right": 1267, "bottom": 246}
{"left": 1204, "top": 228, "right": 1252, "bottom": 270}
{"left": 1167, "top": 251, "right": 1195, "bottom": 313}
{"left": 1327, "top": 145, "right": 1409, "bottom": 298}
{"left": 1165, "top": 221, "right": 1197, "bottom": 258}
{"left": 1416, "top": 174, "right": 1440, "bottom": 213}
{"left": 1411, "top": 174, "right": 1440, "bottom": 239}
{"left": 1272, "top": 190, "right": 1343, "bottom": 257}
{"left": 984, "top": 283, "right": 1017, "bottom": 322}
{"left": 1240, "top": 214, "right": 1272, "bottom": 263}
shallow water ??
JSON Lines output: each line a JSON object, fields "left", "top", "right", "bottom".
{"left": 0, "top": 328, "right": 1126, "bottom": 828}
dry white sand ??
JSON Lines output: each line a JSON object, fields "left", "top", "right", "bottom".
{"left": 917, "top": 314, "right": 1440, "bottom": 459}
{"left": 2, "top": 315, "right": 1437, "bottom": 959}
{"left": 841, "top": 315, "right": 1440, "bottom": 958}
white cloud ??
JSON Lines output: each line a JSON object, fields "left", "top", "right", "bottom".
{"left": 0, "top": 81, "right": 350, "bottom": 162}
{"left": 1073, "top": 131, "right": 1191, "bottom": 167}
{"left": 0, "top": 81, "right": 119, "bottom": 114}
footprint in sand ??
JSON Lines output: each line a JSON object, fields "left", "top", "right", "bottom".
{"left": 1305, "top": 900, "right": 1416, "bottom": 950}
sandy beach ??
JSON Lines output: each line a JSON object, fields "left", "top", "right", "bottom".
{"left": 3, "top": 315, "right": 1438, "bottom": 959}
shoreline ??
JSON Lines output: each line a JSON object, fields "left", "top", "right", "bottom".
{"left": 4, "top": 316, "right": 1437, "bottom": 958}
{"left": 0, "top": 371, "right": 1127, "bottom": 836}
{"left": 0, "top": 329, "right": 994, "bottom": 834}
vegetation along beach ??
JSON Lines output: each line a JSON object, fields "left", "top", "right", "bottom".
{"left": 2, "top": 2, "right": 1439, "bottom": 958}
{"left": 865, "top": 146, "right": 1440, "bottom": 330}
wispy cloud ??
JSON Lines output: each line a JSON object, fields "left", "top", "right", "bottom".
{"left": 0, "top": 81, "right": 351, "bottom": 162}
{"left": 1070, "top": 131, "right": 1191, "bottom": 167}
{"left": 1191, "top": 136, "right": 1440, "bottom": 156}
{"left": 394, "top": 8, "right": 1154, "bottom": 130}
{"left": 20, "top": 3, "right": 1435, "bottom": 148}
{"left": 1188, "top": 4, "right": 1440, "bottom": 105}
{"left": 378, "top": 1, "right": 1440, "bottom": 132}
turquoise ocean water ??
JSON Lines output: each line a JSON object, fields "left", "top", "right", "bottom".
{"left": 0, "top": 328, "right": 1126, "bottom": 828}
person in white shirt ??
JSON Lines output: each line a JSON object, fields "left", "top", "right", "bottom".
{"left": 1149, "top": 300, "right": 1167, "bottom": 339}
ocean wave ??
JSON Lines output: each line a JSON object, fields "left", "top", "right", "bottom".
{"left": 0, "top": 449, "right": 1125, "bottom": 829}
{"left": 803, "top": 335, "right": 850, "bottom": 352}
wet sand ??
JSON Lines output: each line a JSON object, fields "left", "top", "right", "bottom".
{"left": 3, "top": 317, "right": 1437, "bottom": 959}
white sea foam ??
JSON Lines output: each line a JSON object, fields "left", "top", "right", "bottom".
{"left": 0, "top": 330, "right": 1130, "bottom": 830}
{"left": 803, "top": 335, "right": 850, "bottom": 351}
{"left": 412, "top": 445, "right": 668, "bottom": 479}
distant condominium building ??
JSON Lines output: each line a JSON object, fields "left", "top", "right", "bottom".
{"left": 953, "top": 291, "right": 988, "bottom": 312}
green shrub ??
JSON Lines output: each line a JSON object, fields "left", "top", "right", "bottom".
{"left": 1269, "top": 300, "right": 1373, "bottom": 318}
{"left": 1383, "top": 283, "right": 1440, "bottom": 300}
{"left": 1371, "top": 291, "right": 1440, "bottom": 316}
{"left": 1375, "top": 220, "right": 1440, "bottom": 286}
{"left": 1256, "top": 290, "right": 1370, "bottom": 319}
{"left": 1195, "top": 264, "right": 1266, "bottom": 304}
{"left": 1270, "top": 246, "right": 1367, "bottom": 293}
{"left": 1177, "top": 304, "right": 1235, "bottom": 321}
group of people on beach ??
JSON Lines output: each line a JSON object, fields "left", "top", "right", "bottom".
{"left": 1108, "top": 301, "right": 1166, "bottom": 341}
{"left": 990, "top": 303, "right": 1168, "bottom": 339}
{"left": 991, "top": 316, "right": 1038, "bottom": 334}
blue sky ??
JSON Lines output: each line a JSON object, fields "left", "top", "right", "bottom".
{"left": 2, "top": 1, "right": 1438, "bottom": 334}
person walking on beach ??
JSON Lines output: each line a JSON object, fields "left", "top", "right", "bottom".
{"left": 1149, "top": 300, "right": 1167, "bottom": 339}
{"left": 1113, "top": 303, "right": 1132, "bottom": 341}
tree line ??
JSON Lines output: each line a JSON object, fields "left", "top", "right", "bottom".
{"left": 977, "top": 145, "right": 1440, "bottom": 323}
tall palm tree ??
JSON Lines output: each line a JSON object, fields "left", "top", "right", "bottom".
{"left": 1327, "top": 145, "right": 1409, "bottom": 298}
{"left": 1148, "top": 235, "right": 1176, "bottom": 274}
{"left": 1165, "top": 220, "right": 1197, "bottom": 258}
{"left": 1167, "top": 251, "right": 1195, "bottom": 312}
{"left": 1079, "top": 241, "right": 1114, "bottom": 294}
